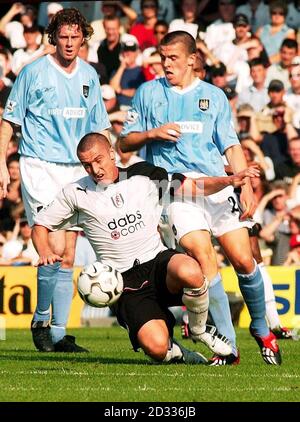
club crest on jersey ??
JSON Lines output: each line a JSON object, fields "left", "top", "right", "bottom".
{"left": 111, "top": 193, "right": 124, "bottom": 208}
{"left": 126, "top": 110, "right": 139, "bottom": 124}
{"left": 199, "top": 99, "right": 209, "bottom": 111}
{"left": 6, "top": 100, "right": 17, "bottom": 113}
{"left": 83, "top": 85, "right": 89, "bottom": 98}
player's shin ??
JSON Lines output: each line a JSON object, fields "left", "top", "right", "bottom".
{"left": 51, "top": 267, "right": 74, "bottom": 343}
{"left": 237, "top": 260, "right": 269, "bottom": 337}
{"left": 182, "top": 277, "right": 209, "bottom": 336}
{"left": 209, "top": 273, "right": 237, "bottom": 353}
{"left": 33, "top": 262, "right": 61, "bottom": 321}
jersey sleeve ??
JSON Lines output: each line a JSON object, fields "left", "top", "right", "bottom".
{"left": 212, "top": 89, "right": 240, "bottom": 154}
{"left": 2, "top": 65, "right": 31, "bottom": 126}
{"left": 120, "top": 83, "right": 148, "bottom": 136}
{"left": 34, "top": 184, "right": 79, "bottom": 231}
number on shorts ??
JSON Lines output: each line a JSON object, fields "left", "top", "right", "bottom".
{"left": 228, "top": 196, "right": 241, "bottom": 214}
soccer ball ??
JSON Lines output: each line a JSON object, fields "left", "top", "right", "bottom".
{"left": 77, "top": 261, "right": 123, "bottom": 308}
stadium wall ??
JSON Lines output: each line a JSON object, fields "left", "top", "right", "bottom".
{"left": 0, "top": 266, "right": 299, "bottom": 329}
{"left": 221, "top": 266, "right": 300, "bottom": 329}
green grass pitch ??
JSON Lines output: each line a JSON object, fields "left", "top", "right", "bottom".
{"left": 0, "top": 327, "right": 299, "bottom": 402}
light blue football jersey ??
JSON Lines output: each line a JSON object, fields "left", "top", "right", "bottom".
{"left": 3, "top": 55, "right": 110, "bottom": 163}
{"left": 121, "top": 77, "right": 239, "bottom": 176}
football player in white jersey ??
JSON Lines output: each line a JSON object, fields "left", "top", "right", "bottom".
{"left": 0, "top": 9, "right": 110, "bottom": 352}
{"left": 32, "top": 133, "right": 258, "bottom": 364}
{"left": 120, "top": 31, "right": 282, "bottom": 365}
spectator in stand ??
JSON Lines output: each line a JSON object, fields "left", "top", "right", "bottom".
{"left": 286, "top": 171, "right": 300, "bottom": 210}
{"left": 97, "top": 15, "right": 122, "bottom": 82}
{"left": 130, "top": 0, "right": 158, "bottom": 51}
{"left": 237, "top": 58, "right": 269, "bottom": 112}
{"left": 209, "top": 62, "right": 228, "bottom": 89}
{"left": 0, "top": 152, "right": 22, "bottom": 233}
{"left": 258, "top": 182, "right": 292, "bottom": 266}
{"left": 236, "top": 0, "right": 269, "bottom": 34}
{"left": 286, "top": 0, "right": 300, "bottom": 31}
{"left": 257, "top": 80, "right": 294, "bottom": 135}
{"left": 0, "top": 47, "right": 14, "bottom": 113}
{"left": 6, "top": 153, "right": 21, "bottom": 206}
{"left": 246, "top": 37, "right": 270, "bottom": 68}
{"left": 260, "top": 107, "right": 298, "bottom": 167}
{"left": 284, "top": 228, "right": 300, "bottom": 266}
{"left": 223, "top": 85, "right": 238, "bottom": 115}
{"left": 256, "top": 1, "right": 295, "bottom": 65}
{"left": 204, "top": 0, "right": 236, "bottom": 58}
{"left": 233, "top": 13, "right": 252, "bottom": 47}
{"left": 110, "top": 34, "right": 145, "bottom": 110}
{"left": 210, "top": 13, "right": 251, "bottom": 94}
{"left": 11, "top": 25, "right": 44, "bottom": 76}
{"left": 88, "top": 1, "right": 137, "bottom": 63}
{"left": 0, "top": 3, "right": 27, "bottom": 50}
{"left": 236, "top": 104, "right": 262, "bottom": 143}
{"left": 19, "top": 5, "right": 39, "bottom": 30}
{"left": 266, "top": 39, "right": 298, "bottom": 90}
{"left": 285, "top": 62, "right": 300, "bottom": 129}
{"left": 169, "top": 0, "right": 209, "bottom": 36}
{"left": 142, "top": 20, "right": 168, "bottom": 81}
{"left": 241, "top": 138, "right": 274, "bottom": 181}
{"left": 274, "top": 137, "right": 300, "bottom": 184}
{"left": 143, "top": 49, "right": 164, "bottom": 81}
{"left": 10, "top": 218, "right": 39, "bottom": 266}
{"left": 131, "top": 0, "right": 176, "bottom": 24}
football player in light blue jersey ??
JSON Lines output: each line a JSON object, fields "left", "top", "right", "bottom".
{"left": 121, "top": 69, "right": 237, "bottom": 177}
{"left": 0, "top": 8, "right": 111, "bottom": 353}
{"left": 121, "top": 31, "right": 282, "bottom": 366}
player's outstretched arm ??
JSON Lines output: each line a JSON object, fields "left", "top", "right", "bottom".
{"left": 177, "top": 166, "right": 260, "bottom": 197}
{"left": 32, "top": 225, "right": 63, "bottom": 266}
{"left": 0, "top": 119, "right": 14, "bottom": 198}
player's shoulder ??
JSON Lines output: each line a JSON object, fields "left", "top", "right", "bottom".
{"left": 63, "top": 176, "right": 93, "bottom": 195}
{"left": 78, "top": 57, "right": 98, "bottom": 76}
{"left": 137, "top": 77, "right": 166, "bottom": 94}
{"left": 121, "top": 161, "right": 168, "bottom": 181}
{"left": 198, "top": 79, "right": 226, "bottom": 96}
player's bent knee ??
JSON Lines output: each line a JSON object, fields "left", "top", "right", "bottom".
{"left": 176, "top": 259, "right": 202, "bottom": 288}
{"left": 232, "top": 256, "right": 255, "bottom": 273}
{"left": 141, "top": 338, "right": 169, "bottom": 362}
{"left": 137, "top": 322, "right": 169, "bottom": 361}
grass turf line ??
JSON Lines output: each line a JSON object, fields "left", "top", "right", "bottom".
{"left": 0, "top": 327, "right": 299, "bottom": 402}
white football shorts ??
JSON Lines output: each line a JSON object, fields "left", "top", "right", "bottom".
{"left": 166, "top": 172, "right": 253, "bottom": 242}
{"left": 20, "top": 156, "right": 87, "bottom": 227}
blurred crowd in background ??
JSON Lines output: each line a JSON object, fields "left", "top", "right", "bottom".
{"left": 1, "top": 0, "right": 300, "bottom": 268}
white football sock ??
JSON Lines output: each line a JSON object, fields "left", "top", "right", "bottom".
{"left": 182, "top": 277, "right": 209, "bottom": 336}
{"left": 259, "top": 262, "right": 281, "bottom": 329}
{"left": 163, "top": 338, "right": 183, "bottom": 363}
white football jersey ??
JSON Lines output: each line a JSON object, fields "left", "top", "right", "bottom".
{"left": 34, "top": 162, "right": 184, "bottom": 272}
